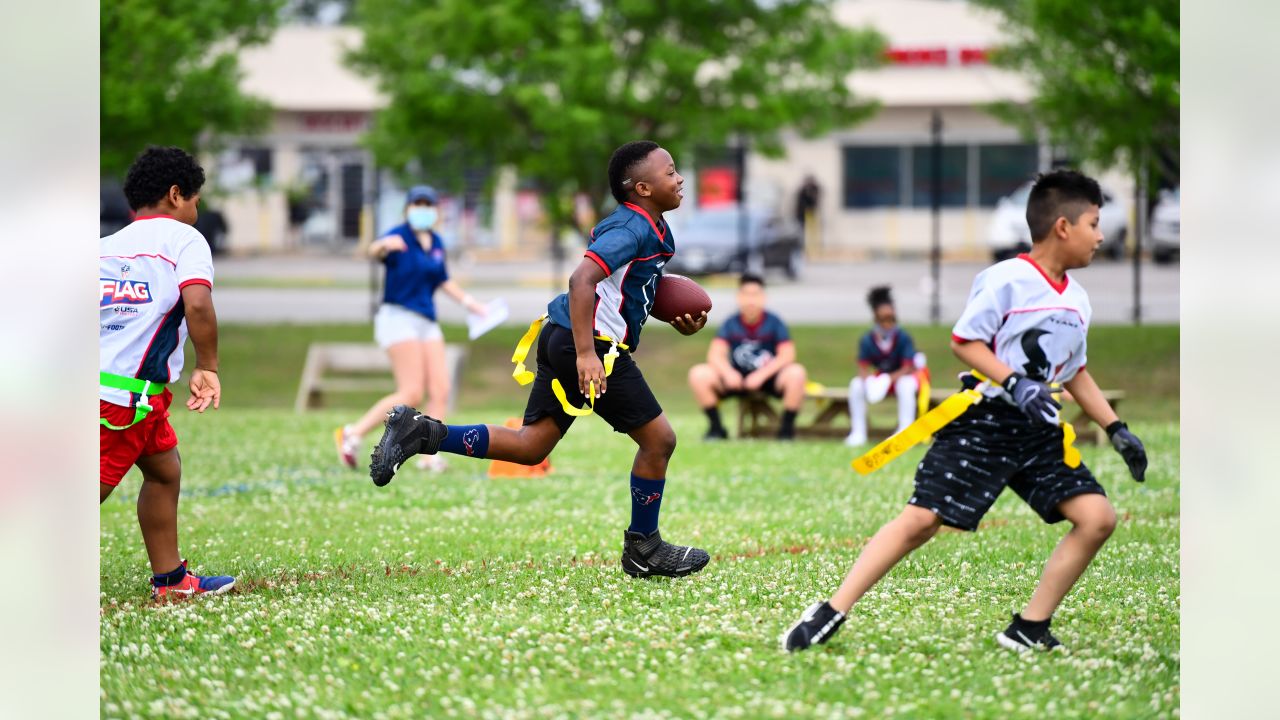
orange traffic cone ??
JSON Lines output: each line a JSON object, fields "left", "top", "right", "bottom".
{"left": 488, "top": 418, "right": 553, "bottom": 478}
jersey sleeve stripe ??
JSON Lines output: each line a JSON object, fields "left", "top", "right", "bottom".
{"left": 584, "top": 250, "right": 612, "bottom": 275}
{"left": 178, "top": 278, "right": 212, "bottom": 290}
{"left": 951, "top": 333, "right": 981, "bottom": 344}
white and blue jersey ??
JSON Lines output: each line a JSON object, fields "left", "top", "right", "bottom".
{"left": 546, "top": 202, "right": 674, "bottom": 350}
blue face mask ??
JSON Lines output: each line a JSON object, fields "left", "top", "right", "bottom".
{"left": 407, "top": 207, "right": 438, "bottom": 230}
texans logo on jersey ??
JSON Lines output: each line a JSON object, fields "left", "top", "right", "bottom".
{"left": 1020, "top": 329, "right": 1052, "bottom": 380}
{"left": 100, "top": 278, "right": 152, "bottom": 307}
{"left": 631, "top": 488, "right": 661, "bottom": 506}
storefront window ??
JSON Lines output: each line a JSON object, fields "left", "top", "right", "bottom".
{"left": 842, "top": 146, "right": 901, "bottom": 208}
{"left": 910, "top": 144, "right": 968, "bottom": 208}
{"left": 978, "top": 144, "right": 1039, "bottom": 205}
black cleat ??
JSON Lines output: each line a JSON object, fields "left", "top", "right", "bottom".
{"left": 368, "top": 405, "right": 447, "bottom": 487}
{"left": 996, "top": 613, "right": 1064, "bottom": 652}
{"left": 621, "top": 530, "right": 710, "bottom": 578}
{"left": 781, "top": 601, "right": 846, "bottom": 652}
{"left": 703, "top": 427, "right": 728, "bottom": 441}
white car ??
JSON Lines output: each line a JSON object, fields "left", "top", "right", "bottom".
{"left": 987, "top": 182, "right": 1130, "bottom": 261}
{"left": 1149, "top": 187, "right": 1179, "bottom": 264}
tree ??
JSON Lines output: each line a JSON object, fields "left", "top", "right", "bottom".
{"left": 101, "top": 0, "right": 283, "bottom": 178}
{"left": 972, "top": 0, "right": 1179, "bottom": 185}
{"left": 349, "top": 0, "right": 884, "bottom": 232}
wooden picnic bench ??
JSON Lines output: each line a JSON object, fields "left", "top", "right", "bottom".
{"left": 294, "top": 342, "right": 467, "bottom": 414}
{"left": 736, "top": 384, "right": 1125, "bottom": 445}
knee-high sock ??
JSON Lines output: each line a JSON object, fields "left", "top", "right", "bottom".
{"left": 849, "top": 376, "right": 868, "bottom": 438}
{"left": 628, "top": 473, "right": 666, "bottom": 535}
{"left": 439, "top": 424, "right": 490, "bottom": 458}
{"left": 894, "top": 375, "right": 919, "bottom": 432}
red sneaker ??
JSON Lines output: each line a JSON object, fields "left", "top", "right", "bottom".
{"left": 151, "top": 560, "right": 235, "bottom": 601}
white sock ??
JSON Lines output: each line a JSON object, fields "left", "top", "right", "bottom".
{"left": 894, "top": 375, "right": 918, "bottom": 432}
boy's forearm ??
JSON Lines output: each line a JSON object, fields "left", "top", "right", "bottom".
{"left": 567, "top": 272, "right": 598, "bottom": 357}
{"left": 1063, "top": 370, "right": 1119, "bottom": 428}
{"left": 951, "top": 340, "right": 1014, "bottom": 384}
{"left": 187, "top": 304, "right": 219, "bottom": 371}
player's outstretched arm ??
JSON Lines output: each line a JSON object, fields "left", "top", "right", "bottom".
{"left": 1064, "top": 369, "right": 1147, "bottom": 482}
{"left": 181, "top": 283, "right": 221, "bottom": 412}
{"left": 567, "top": 258, "right": 608, "bottom": 397}
{"left": 1062, "top": 369, "right": 1118, "bottom": 429}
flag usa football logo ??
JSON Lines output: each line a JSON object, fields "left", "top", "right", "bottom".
{"left": 100, "top": 278, "right": 153, "bottom": 306}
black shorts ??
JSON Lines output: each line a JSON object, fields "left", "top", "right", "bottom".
{"left": 909, "top": 400, "right": 1106, "bottom": 531}
{"left": 717, "top": 371, "right": 783, "bottom": 399}
{"left": 522, "top": 323, "right": 664, "bottom": 436}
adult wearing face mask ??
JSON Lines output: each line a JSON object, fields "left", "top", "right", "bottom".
{"left": 335, "top": 185, "right": 487, "bottom": 472}
{"left": 845, "top": 286, "right": 923, "bottom": 447}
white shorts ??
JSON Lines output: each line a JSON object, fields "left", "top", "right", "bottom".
{"left": 374, "top": 303, "right": 443, "bottom": 349}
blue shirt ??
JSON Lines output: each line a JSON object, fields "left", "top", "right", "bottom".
{"left": 716, "top": 311, "right": 792, "bottom": 374}
{"left": 381, "top": 223, "right": 449, "bottom": 321}
{"left": 858, "top": 327, "right": 916, "bottom": 374}
{"left": 546, "top": 202, "right": 674, "bottom": 351}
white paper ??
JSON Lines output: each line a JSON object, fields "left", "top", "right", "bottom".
{"left": 467, "top": 298, "right": 510, "bottom": 340}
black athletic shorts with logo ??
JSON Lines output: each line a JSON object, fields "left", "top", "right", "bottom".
{"left": 909, "top": 398, "right": 1106, "bottom": 531}
{"left": 522, "top": 323, "right": 664, "bottom": 436}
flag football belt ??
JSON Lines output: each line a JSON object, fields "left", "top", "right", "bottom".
{"left": 852, "top": 369, "right": 1081, "bottom": 475}
{"left": 510, "top": 313, "right": 629, "bottom": 417}
{"left": 99, "top": 371, "right": 167, "bottom": 430}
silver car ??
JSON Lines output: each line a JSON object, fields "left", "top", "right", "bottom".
{"left": 666, "top": 207, "right": 805, "bottom": 278}
{"left": 1150, "top": 187, "right": 1179, "bottom": 264}
{"left": 987, "top": 182, "right": 1131, "bottom": 261}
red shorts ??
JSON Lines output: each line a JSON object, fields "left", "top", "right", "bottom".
{"left": 100, "top": 389, "right": 178, "bottom": 487}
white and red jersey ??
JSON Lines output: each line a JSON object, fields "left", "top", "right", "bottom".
{"left": 952, "top": 253, "right": 1091, "bottom": 400}
{"left": 99, "top": 216, "right": 213, "bottom": 406}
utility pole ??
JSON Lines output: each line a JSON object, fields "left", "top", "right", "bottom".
{"left": 930, "top": 110, "right": 943, "bottom": 325}
{"left": 1132, "top": 148, "right": 1146, "bottom": 325}
{"left": 736, "top": 136, "right": 750, "bottom": 271}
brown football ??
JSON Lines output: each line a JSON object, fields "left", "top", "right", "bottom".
{"left": 650, "top": 274, "right": 712, "bottom": 322}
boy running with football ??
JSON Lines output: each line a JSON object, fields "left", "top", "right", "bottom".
{"left": 369, "top": 141, "right": 712, "bottom": 579}
{"left": 782, "top": 170, "right": 1148, "bottom": 652}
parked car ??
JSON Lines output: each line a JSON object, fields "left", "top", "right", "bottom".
{"left": 1149, "top": 187, "right": 1180, "bottom": 264}
{"left": 665, "top": 207, "right": 805, "bottom": 278}
{"left": 987, "top": 182, "right": 1130, "bottom": 261}
{"left": 101, "top": 181, "right": 131, "bottom": 237}
{"left": 102, "top": 180, "right": 228, "bottom": 254}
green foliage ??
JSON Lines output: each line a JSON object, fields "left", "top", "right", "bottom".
{"left": 349, "top": 0, "right": 884, "bottom": 227}
{"left": 100, "top": 0, "right": 284, "bottom": 178}
{"left": 100, "top": 409, "right": 1179, "bottom": 717}
{"left": 974, "top": 0, "right": 1179, "bottom": 183}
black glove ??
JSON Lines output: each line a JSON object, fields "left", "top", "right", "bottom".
{"left": 1106, "top": 421, "right": 1147, "bottom": 482}
{"left": 1001, "top": 372, "right": 1062, "bottom": 426}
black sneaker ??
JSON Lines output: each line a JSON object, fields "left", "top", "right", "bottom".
{"left": 368, "top": 405, "right": 447, "bottom": 487}
{"left": 996, "top": 613, "right": 1063, "bottom": 652}
{"left": 621, "top": 530, "right": 710, "bottom": 578}
{"left": 703, "top": 427, "right": 728, "bottom": 441}
{"left": 780, "top": 601, "right": 847, "bottom": 652}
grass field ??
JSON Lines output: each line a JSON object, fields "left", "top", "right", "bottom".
{"left": 199, "top": 322, "right": 1179, "bottom": 421}
{"left": 101, "top": 402, "right": 1180, "bottom": 718}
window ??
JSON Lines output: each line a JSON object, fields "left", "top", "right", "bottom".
{"left": 842, "top": 146, "right": 901, "bottom": 208}
{"left": 978, "top": 144, "right": 1038, "bottom": 205}
{"left": 910, "top": 145, "right": 968, "bottom": 208}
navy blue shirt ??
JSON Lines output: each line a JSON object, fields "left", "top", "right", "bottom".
{"left": 546, "top": 202, "right": 674, "bottom": 351}
{"left": 381, "top": 223, "right": 449, "bottom": 321}
{"left": 858, "top": 327, "right": 916, "bottom": 374}
{"left": 716, "top": 311, "right": 792, "bottom": 374}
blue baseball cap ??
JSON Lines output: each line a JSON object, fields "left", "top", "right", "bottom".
{"left": 406, "top": 185, "right": 438, "bottom": 204}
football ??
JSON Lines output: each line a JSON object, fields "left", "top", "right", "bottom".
{"left": 650, "top": 274, "right": 712, "bottom": 322}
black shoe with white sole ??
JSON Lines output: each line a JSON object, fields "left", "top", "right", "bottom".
{"left": 780, "top": 601, "right": 847, "bottom": 652}
{"left": 621, "top": 530, "right": 710, "bottom": 578}
{"left": 368, "top": 404, "right": 448, "bottom": 487}
{"left": 996, "top": 612, "right": 1063, "bottom": 652}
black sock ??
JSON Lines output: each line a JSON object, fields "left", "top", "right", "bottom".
{"left": 704, "top": 407, "right": 724, "bottom": 432}
{"left": 152, "top": 563, "right": 187, "bottom": 587}
{"left": 1015, "top": 613, "right": 1051, "bottom": 630}
{"left": 779, "top": 409, "right": 798, "bottom": 437}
